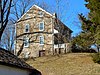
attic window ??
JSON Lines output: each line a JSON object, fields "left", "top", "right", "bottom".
{"left": 25, "top": 14, "right": 30, "bottom": 19}
{"left": 38, "top": 11, "right": 43, "bottom": 17}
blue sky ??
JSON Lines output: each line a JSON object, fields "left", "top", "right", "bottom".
{"left": 36, "top": 0, "right": 89, "bottom": 36}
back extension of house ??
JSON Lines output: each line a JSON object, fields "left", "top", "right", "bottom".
{"left": 15, "top": 5, "right": 72, "bottom": 58}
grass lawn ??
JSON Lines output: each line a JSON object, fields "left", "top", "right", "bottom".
{"left": 26, "top": 53, "right": 100, "bottom": 75}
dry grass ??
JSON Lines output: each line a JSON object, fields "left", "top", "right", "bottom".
{"left": 26, "top": 53, "right": 100, "bottom": 75}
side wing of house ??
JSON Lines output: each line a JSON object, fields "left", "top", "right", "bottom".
{"left": 15, "top": 5, "right": 54, "bottom": 58}
{"left": 53, "top": 18, "right": 73, "bottom": 54}
{"left": 54, "top": 19, "right": 72, "bottom": 44}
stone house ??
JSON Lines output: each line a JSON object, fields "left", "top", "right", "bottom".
{"left": 0, "top": 48, "right": 41, "bottom": 75}
{"left": 15, "top": 5, "right": 72, "bottom": 58}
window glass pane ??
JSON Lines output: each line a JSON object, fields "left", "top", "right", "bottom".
{"left": 24, "top": 38, "right": 29, "bottom": 47}
{"left": 40, "top": 36, "right": 44, "bottom": 44}
{"left": 25, "top": 24, "right": 29, "bottom": 32}
{"left": 40, "top": 23, "right": 43, "bottom": 30}
{"left": 38, "top": 11, "right": 43, "bottom": 17}
{"left": 25, "top": 14, "right": 29, "bottom": 19}
{"left": 39, "top": 22, "right": 44, "bottom": 31}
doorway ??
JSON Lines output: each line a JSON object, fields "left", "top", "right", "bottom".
{"left": 39, "top": 50, "right": 45, "bottom": 57}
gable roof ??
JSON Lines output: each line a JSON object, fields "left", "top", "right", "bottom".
{"left": 0, "top": 48, "right": 33, "bottom": 70}
{"left": 17, "top": 4, "right": 53, "bottom": 22}
{"left": 58, "top": 19, "right": 73, "bottom": 33}
{"left": 54, "top": 18, "right": 73, "bottom": 33}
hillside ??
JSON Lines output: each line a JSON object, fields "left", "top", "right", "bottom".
{"left": 26, "top": 53, "right": 100, "bottom": 75}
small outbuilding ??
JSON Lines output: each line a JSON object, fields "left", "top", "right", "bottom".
{"left": 0, "top": 48, "right": 41, "bottom": 75}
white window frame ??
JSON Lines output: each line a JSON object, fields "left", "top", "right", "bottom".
{"left": 39, "top": 36, "right": 44, "bottom": 45}
{"left": 39, "top": 22, "right": 44, "bottom": 31}
{"left": 24, "top": 37, "right": 29, "bottom": 47}
{"left": 25, "top": 24, "right": 29, "bottom": 33}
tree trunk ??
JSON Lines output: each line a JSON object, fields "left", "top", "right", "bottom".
{"left": 0, "top": 25, "right": 7, "bottom": 41}
{"left": 17, "top": 43, "right": 24, "bottom": 56}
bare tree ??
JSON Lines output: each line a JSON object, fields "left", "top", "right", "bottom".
{"left": 55, "top": 0, "right": 69, "bottom": 21}
{"left": 0, "top": 21, "right": 15, "bottom": 51}
{"left": 54, "top": 0, "right": 70, "bottom": 54}
{"left": 11, "top": 0, "right": 35, "bottom": 21}
{"left": 37, "top": 1, "right": 51, "bottom": 13}
{"left": 0, "top": 0, "right": 13, "bottom": 41}
{"left": 0, "top": 0, "right": 36, "bottom": 51}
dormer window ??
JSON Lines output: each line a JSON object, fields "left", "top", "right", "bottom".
{"left": 25, "top": 24, "right": 29, "bottom": 33}
{"left": 39, "top": 22, "right": 44, "bottom": 31}
{"left": 38, "top": 11, "right": 43, "bottom": 17}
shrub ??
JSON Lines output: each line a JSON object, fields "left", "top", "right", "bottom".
{"left": 92, "top": 53, "right": 100, "bottom": 64}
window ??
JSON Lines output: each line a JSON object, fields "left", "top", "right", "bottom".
{"left": 38, "top": 11, "right": 43, "bottom": 17}
{"left": 25, "top": 24, "right": 29, "bottom": 33}
{"left": 25, "top": 14, "right": 30, "bottom": 19}
{"left": 39, "top": 22, "right": 44, "bottom": 31}
{"left": 24, "top": 37, "right": 29, "bottom": 47}
{"left": 39, "top": 36, "right": 44, "bottom": 45}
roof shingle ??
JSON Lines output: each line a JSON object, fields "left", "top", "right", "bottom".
{"left": 0, "top": 48, "right": 33, "bottom": 70}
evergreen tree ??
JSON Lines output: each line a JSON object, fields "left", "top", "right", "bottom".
{"left": 73, "top": 0, "right": 100, "bottom": 52}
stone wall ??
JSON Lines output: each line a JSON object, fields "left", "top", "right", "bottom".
{"left": 16, "top": 5, "right": 54, "bottom": 58}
